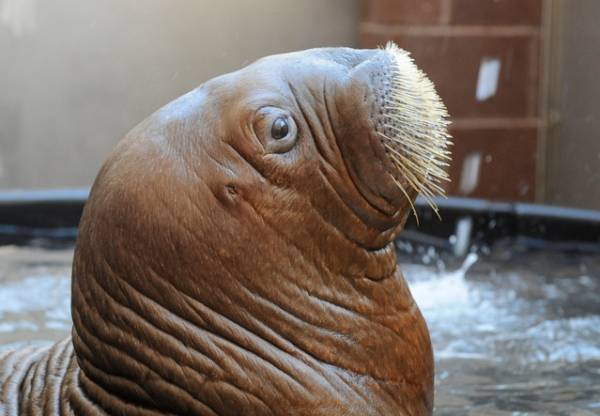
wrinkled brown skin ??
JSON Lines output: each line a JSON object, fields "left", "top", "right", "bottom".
{"left": 0, "top": 47, "right": 433, "bottom": 415}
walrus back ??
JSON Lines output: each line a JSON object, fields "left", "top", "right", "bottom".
{"left": 0, "top": 338, "right": 75, "bottom": 416}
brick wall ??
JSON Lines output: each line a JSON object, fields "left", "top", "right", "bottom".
{"left": 360, "top": 0, "right": 544, "bottom": 201}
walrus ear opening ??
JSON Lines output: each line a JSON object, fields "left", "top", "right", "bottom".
{"left": 252, "top": 107, "right": 298, "bottom": 154}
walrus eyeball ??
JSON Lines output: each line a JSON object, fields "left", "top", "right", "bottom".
{"left": 253, "top": 106, "right": 298, "bottom": 154}
{"left": 271, "top": 117, "right": 289, "bottom": 140}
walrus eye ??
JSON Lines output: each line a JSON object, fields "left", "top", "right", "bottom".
{"left": 271, "top": 118, "right": 289, "bottom": 140}
{"left": 253, "top": 107, "right": 298, "bottom": 154}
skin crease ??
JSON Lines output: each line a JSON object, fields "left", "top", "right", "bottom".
{"left": 0, "top": 47, "right": 434, "bottom": 415}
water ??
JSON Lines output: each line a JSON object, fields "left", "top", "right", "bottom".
{"left": 0, "top": 246, "right": 73, "bottom": 350}
{"left": 402, "top": 245, "right": 600, "bottom": 415}
{"left": 1, "top": 244, "right": 599, "bottom": 414}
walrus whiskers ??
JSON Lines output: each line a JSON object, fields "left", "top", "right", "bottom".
{"left": 379, "top": 42, "right": 452, "bottom": 220}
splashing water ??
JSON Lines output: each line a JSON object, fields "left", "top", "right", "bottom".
{"left": 403, "top": 248, "right": 600, "bottom": 415}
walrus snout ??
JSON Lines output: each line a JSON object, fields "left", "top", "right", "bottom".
{"left": 332, "top": 43, "right": 451, "bottom": 219}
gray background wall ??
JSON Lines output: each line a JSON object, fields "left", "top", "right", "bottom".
{"left": 545, "top": 0, "right": 600, "bottom": 211}
{"left": 0, "top": 0, "right": 358, "bottom": 189}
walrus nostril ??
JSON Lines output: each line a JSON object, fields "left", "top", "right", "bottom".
{"left": 373, "top": 42, "right": 452, "bottom": 219}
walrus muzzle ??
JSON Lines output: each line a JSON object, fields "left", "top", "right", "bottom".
{"left": 334, "top": 43, "right": 450, "bottom": 224}
{"left": 0, "top": 44, "right": 450, "bottom": 416}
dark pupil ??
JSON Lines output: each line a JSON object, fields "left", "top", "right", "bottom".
{"left": 271, "top": 118, "right": 289, "bottom": 140}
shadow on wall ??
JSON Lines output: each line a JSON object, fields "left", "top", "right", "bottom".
{"left": 0, "top": 0, "right": 358, "bottom": 189}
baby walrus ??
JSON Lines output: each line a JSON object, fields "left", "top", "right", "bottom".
{"left": 0, "top": 43, "right": 450, "bottom": 416}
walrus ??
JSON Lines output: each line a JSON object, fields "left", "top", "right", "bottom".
{"left": 0, "top": 43, "right": 450, "bottom": 415}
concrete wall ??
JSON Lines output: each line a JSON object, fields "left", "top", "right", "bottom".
{"left": 545, "top": 0, "right": 600, "bottom": 211}
{"left": 0, "top": 0, "right": 358, "bottom": 189}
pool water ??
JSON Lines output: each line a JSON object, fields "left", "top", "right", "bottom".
{"left": 1, "top": 244, "right": 599, "bottom": 415}
{"left": 0, "top": 246, "right": 72, "bottom": 350}
{"left": 401, "top": 245, "right": 600, "bottom": 415}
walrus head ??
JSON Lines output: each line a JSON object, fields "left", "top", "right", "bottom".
{"left": 71, "top": 44, "right": 449, "bottom": 415}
